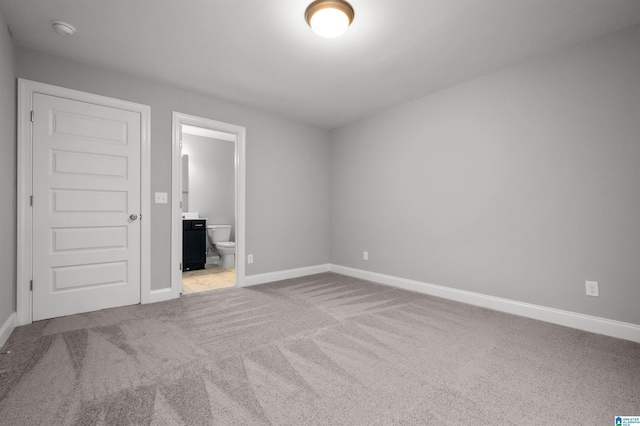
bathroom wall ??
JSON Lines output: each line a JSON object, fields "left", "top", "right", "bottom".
{"left": 0, "top": 10, "right": 17, "bottom": 337}
{"left": 182, "top": 133, "right": 236, "bottom": 240}
{"left": 181, "top": 155, "right": 189, "bottom": 212}
{"left": 330, "top": 24, "right": 640, "bottom": 326}
{"left": 17, "top": 47, "right": 331, "bottom": 287}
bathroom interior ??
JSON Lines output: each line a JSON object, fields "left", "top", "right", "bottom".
{"left": 181, "top": 125, "right": 236, "bottom": 293}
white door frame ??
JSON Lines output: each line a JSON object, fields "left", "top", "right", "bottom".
{"left": 16, "top": 79, "right": 151, "bottom": 325}
{"left": 171, "top": 112, "right": 246, "bottom": 295}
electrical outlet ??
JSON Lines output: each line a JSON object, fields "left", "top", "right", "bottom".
{"left": 363, "top": 251, "right": 368, "bottom": 261}
{"left": 585, "top": 281, "right": 599, "bottom": 297}
{"left": 248, "top": 254, "right": 254, "bottom": 264}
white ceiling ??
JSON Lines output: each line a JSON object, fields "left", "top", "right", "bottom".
{"left": 2, "top": 0, "right": 640, "bottom": 129}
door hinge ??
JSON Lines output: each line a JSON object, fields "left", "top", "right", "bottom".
{"left": 179, "top": 262, "right": 182, "bottom": 271}
{"left": 30, "top": 111, "right": 34, "bottom": 122}
{"left": 30, "top": 195, "right": 33, "bottom": 206}
{"left": 179, "top": 139, "right": 183, "bottom": 149}
{"left": 30, "top": 280, "right": 33, "bottom": 291}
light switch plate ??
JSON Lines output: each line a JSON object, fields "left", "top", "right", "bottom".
{"left": 155, "top": 192, "right": 168, "bottom": 203}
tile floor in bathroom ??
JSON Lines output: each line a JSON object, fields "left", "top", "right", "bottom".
{"left": 182, "top": 263, "right": 236, "bottom": 294}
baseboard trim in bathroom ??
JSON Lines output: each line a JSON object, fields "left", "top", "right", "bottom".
{"left": 243, "top": 263, "right": 330, "bottom": 287}
{"left": 0, "top": 312, "right": 16, "bottom": 349}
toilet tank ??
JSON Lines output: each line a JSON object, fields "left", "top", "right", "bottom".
{"left": 207, "top": 224, "right": 231, "bottom": 242}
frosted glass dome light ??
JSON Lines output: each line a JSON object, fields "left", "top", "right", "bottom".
{"left": 305, "top": 0, "right": 354, "bottom": 38}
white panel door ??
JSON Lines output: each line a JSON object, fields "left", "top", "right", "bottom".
{"left": 32, "top": 93, "right": 141, "bottom": 320}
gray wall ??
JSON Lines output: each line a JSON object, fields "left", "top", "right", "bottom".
{"left": 330, "top": 24, "right": 640, "bottom": 325}
{"left": 5, "top": 19, "right": 639, "bottom": 329}
{"left": 17, "top": 48, "right": 331, "bottom": 288}
{"left": 0, "top": 11, "right": 16, "bottom": 329}
{"left": 182, "top": 133, "right": 236, "bottom": 240}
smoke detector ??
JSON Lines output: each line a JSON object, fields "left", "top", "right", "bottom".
{"left": 53, "top": 21, "right": 76, "bottom": 36}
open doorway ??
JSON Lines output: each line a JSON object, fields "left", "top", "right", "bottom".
{"left": 181, "top": 126, "right": 235, "bottom": 292}
{"left": 171, "top": 112, "right": 246, "bottom": 297}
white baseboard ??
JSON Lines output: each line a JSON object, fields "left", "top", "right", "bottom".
{"left": 148, "top": 287, "right": 175, "bottom": 304}
{"left": 0, "top": 312, "right": 16, "bottom": 349}
{"left": 330, "top": 264, "right": 640, "bottom": 343}
{"left": 243, "top": 264, "right": 330, "bottom": 287}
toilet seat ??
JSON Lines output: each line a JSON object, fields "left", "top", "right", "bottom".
{"left": 216, "top": 242, "right": 235, "bottom": 249}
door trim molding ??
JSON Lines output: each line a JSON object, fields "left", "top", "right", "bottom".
{"left": 16, "top": 79, "right": 151, "bottom": 325}
{"left": 171, "top": 112, "right": 246, "bottom": 297}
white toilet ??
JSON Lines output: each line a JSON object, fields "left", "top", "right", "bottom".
{"left": 206, "top": 225, "right": 236, "bottom": 269}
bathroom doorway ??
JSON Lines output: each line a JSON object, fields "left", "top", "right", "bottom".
{"left": 181, "top": 129, "right": 235, "bottom": 292}
{"left": 171, "top": 113, "right": 246, "bottom": 297}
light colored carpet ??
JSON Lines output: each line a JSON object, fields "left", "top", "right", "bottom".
{"left": 0, "top": 272, "right": 638, "bottom": 425}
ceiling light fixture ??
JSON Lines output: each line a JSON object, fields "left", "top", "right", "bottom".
{"left": 53, "top": 21, "right": 76, "bottom": 36}
{"left": 305, "top": 0, "right": 354, "bottom": 38}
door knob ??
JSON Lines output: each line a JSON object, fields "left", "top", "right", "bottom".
{"left": 129, "top": 214, "right": 138, "bottom": 220}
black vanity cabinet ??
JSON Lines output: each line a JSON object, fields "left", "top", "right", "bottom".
{"left": 183, "top": 219, "right": 206, "bottom": 270}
